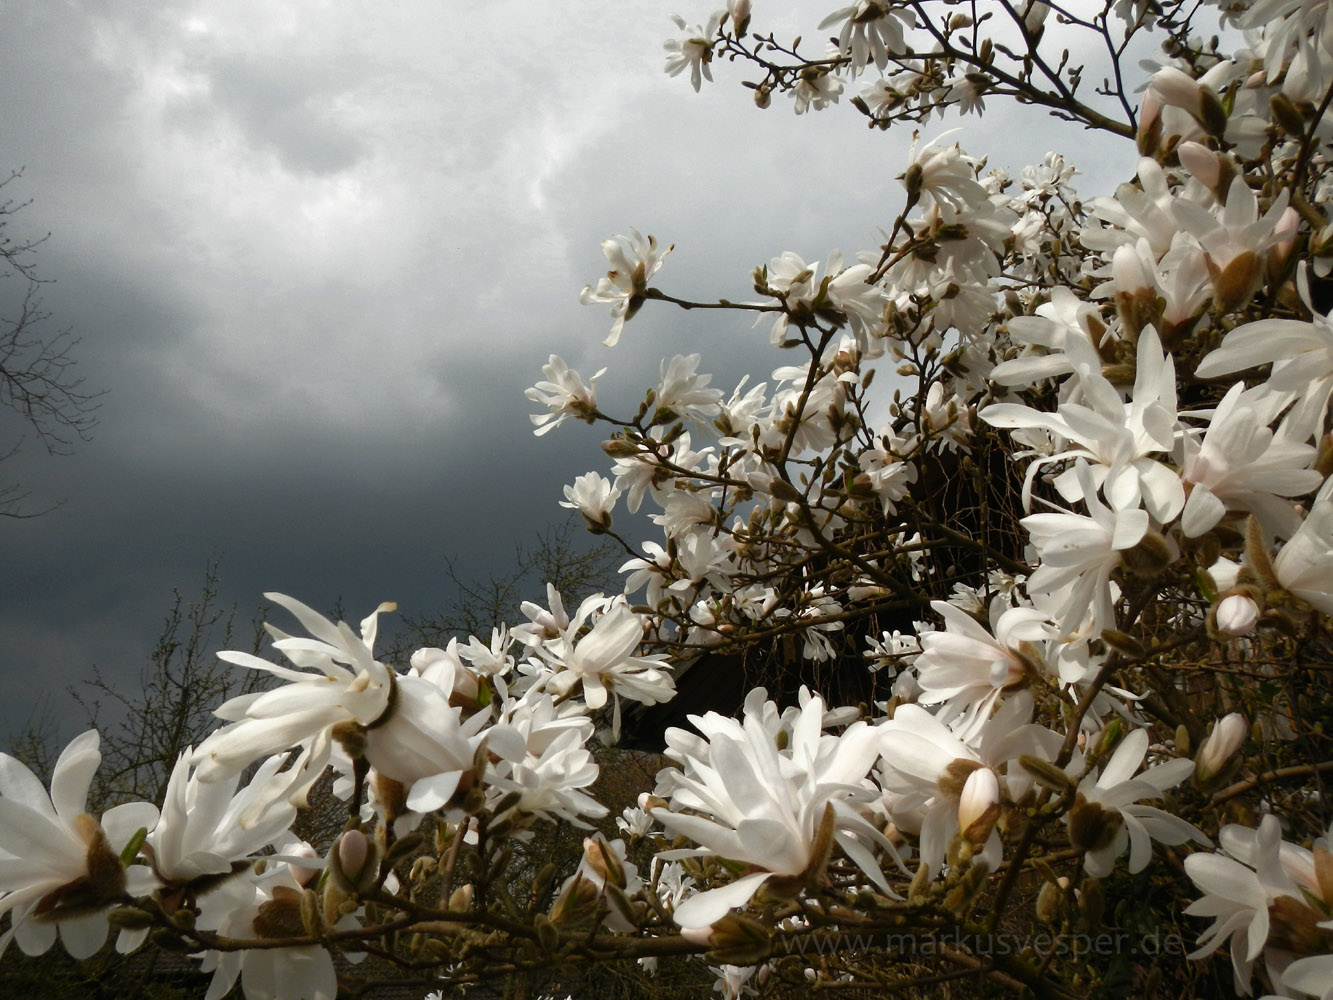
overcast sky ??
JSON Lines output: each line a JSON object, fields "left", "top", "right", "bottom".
{"left": 0, "top": 1, "right": 1140, "bottom": 744}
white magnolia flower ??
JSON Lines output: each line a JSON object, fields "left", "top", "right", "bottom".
{"left": 1068, "top": 727, "right": 1203, "bottom": 877}
{"left": 1180, "top": 381, "right": 1319, "bottom": 538}
{"left": 194, "top": 594, "right": 398, "bottom": 782}
{"left": 486, "top": 688, "right": 608, "bottom": 826}
{"left": 0, "top": 731, "right": 158, "bottom": 959}
{"left": 791, "top": 69, "right": 843, "bottom": 114}
{"left": 579, "top": 228, "right": 674, "bottom": 347}
{"left": 652, "top": 688, "right": 894, "bottom": 928}
{"left": 901, "top": 132, "right": 989, "bottom": 211}
{"left": 1195, "top": 270, "right": 1333, "bottom": 441}
{"left": 984, "top": 325, "right": 1184, "bottom": 521}
{"left": 664, "top": 13, "right": 722, "bottom": 92}
{"left": 532, "top": 598, "right": 675, "bottom": 737}
{"left": 878, "top": 692, "right": 1059, "bottom": 876}
{"left": 819, "top": 2, "right": 914, "bottom": 76}
{"left": 655, "top": 353, "right": 724, "bottom": 425}
{"left": 1184, "top": 814, "right": 1314, "bottom": 993}
{"left": 1021, "top": 462, "right": 1149, "bottom": 637}
{"left": 146, "top": 749, "right": 303, "bottom": 886}
{"left": 195, "top": 862, "right": 343, "bottom": 1000}
{"left": 526, "top": 355, "right": 604, "bottom": 436}
{"left": 911, "top": 598, "right": 1051, "bottom": 732}
{"left": 561, "top": 470, "right": 622, "bottom": 532}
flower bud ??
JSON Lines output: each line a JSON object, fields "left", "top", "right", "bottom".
{"left": 1023, "top": 1, "right": 1050, "bottom": 35}
{"left": 331, "top": 829, "right": 381, "bottom": 895}
{"left": 1036, "top": 877, "right": 1068, "bottom": 926}
{"left": 1270, "top": 92, "right": 1307, "bottom": 137}
{"left": 704, "top": 911, "right": 773, "bottom": 966}
{"left": 1212, "top": 593, "right": 1259, "bottom": 637}
{"left": 1177, "top": 141, "right": 1220, "bottom": 190}
{"left": 1211, "top": 250, "right": 1263, "bottom": 314}
{"left": 727, "top": 0, "right": 750, "bottom": 35}
{"left": 1137, "top": 90, "right": 1163, "bottom": 157}
{"left": 1195, "top": 712, "right": 1247, "bottom": 788}
{"left": 1150, "top": 67, "right": 1204, "bottom": 118}
{"left": 958, "top": 767, "right": 1001, "bottom": 844}
{"left": 449, "top": 883, "right": 474, "bottom": 912}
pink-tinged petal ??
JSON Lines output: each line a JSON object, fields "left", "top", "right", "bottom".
{"left": 670, "top": 871, "right": 772, "bottom": 929}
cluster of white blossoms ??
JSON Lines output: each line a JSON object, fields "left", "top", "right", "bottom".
{"left": 8, "top": 2, "right": 1333, "bottom": 998}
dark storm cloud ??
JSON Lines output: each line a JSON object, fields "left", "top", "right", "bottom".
{"left": 0, "top": 0, "right": 1139, "bottom": 744}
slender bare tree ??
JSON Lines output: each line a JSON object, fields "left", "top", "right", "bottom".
{"left": 0, "top": 169, "right": 101, "bottom": 516}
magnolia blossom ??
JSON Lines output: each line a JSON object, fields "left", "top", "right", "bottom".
{"left": 664, "top": 13, "right": 721, "bottom": 92}
{"left": 652, "top": 689, "right": 894, "bottom": 928}
{"left": 194, "top": 594, "right": 399, "bottom": 782}
{"left": 878, "top": 693, "right": 1059, "bottom": 877}
{"left": 561, "top": 471, "right": 622, "bottom": 532}
{"left": 1184, "top": 814, "right": 1320, "bottom": 993}
{"left": 146, "top": 750, "right": 303, "bottom": 886}
{"left": 580, "top": 229, "right": 674, "bottom": 347}
{"left": 0, "top": 731, "right": 158, "bottom": 959}
{"left": 818, "top": 2, "right": 913, "bottom": 76}
{"left": 531, "top": 598, "right": 675, "bottom": 737}
{"left": 656, "top": 353, "right": 724, "bottom": 425}
{"left": 1021, "top": 462, "right": 1149, "bottom": 637}
{"left": 195, "top": 863, "right": 341, "bottom": 1000}
{"left": 1067, "top": 728, "right": 1203, "bottom": 877}
{"left": 911, "top": 598, "right": 1050, "bottom": 732}
{"left": 1179, "top": 381, "right": 1319, "bottom": 538}
{"left": 526, "top": 355, "right": 604, "bottom": 436}
{"left": 1196, "top": 270, "right": 1333, "bottom": 442}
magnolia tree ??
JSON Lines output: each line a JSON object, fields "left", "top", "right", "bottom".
{"left": 5, "top": 2, "right": 1333, "bottom": 998}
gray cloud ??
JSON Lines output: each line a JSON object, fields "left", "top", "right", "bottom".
{"left": 0, "top": 1, "right": 1139, "bottom": 743}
